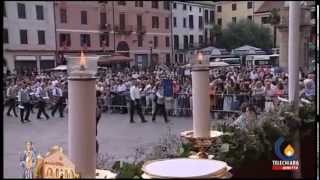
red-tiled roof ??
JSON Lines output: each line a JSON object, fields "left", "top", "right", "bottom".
{"left": 255, "top": 1, "right": 285, "bottom": 14}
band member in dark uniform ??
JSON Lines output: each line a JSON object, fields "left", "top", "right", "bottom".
{"left": 129, "top": 79, "right": 147, "bottom": 123}
{"left": 18, "top": 83, "right": 32, "bottom": 123}
{"left": 35, "top": 83, "right": 50, "bottom": 120}
{"left": 152, "top": 84, "right": 169, "bottom": 123}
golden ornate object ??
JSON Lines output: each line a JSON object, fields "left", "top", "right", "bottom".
{"left": 34, "top": 145, "right": 80, "bottom": 179}
{"left": 181, "top": 130, "right": 223, "bottom": 159}
{"left": 33, "top": 145, "right": 116, "bottom": 179}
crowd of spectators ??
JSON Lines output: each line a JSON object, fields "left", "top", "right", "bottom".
{"left": 4, "top": 64, "right": 315, "bottom": 123}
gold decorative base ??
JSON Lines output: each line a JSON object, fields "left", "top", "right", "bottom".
{"left": 180, "top": 130, "right": 223, "bottom": 159}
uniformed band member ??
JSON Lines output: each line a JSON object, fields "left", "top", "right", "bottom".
{"left": 18, "top": 83, "right": 32, "bottom": 123}
{"left": 51, "top": 83, "right": 65, "bottom": 118}
{"left": 35, "top": 83, "right": 50, "bottom": 120}
{"left": 129, "top": 79, "right": 147, "bottom": 123}
{"left": 6, "top": 82, "right": 18, "bottom": 117}
{"left": 152, "top": 84, "right": 169, "bottom": 123}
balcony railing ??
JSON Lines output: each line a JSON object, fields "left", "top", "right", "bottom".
{"left": 100, "top": 24, "right": 112, "bottom": 31}
{"left": 114, "top": 25, "right": 133, "bottom": 35}
{"left": 136, "top": 26, "right": 146, "bottom": 35}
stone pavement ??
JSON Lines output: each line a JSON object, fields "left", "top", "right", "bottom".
{"left": 3, "top": 109, "right": 193, "bottom": 178}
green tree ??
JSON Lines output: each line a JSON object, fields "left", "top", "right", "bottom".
{"left": 269, "top": 8, "right": 281, "bottom": 48}
{"left": 216, "top": 20, "right": 273, "bottom": 50}
{"left": 212, "top": 25, "right": 222, "bottom": 46}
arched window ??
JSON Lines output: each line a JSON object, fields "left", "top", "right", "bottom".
{"left": 116, "top": 41, "right": 130, "bottom": 57}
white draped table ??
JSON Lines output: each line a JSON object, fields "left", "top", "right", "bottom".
{"left": 141, "top": 158, "right": 232, "bottom": 179}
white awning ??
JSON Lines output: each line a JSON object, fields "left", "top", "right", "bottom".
{"left": 209, "top": 61, "right": 230, "bottom": 67}
{"left": 15, "top": 56, "right": 36, "bottom": 61}
{"left": 41, "top": 56, "right": 55, "bottom": 60}
{"left": 52, "top": 65, "right": 67, "bottom": 71}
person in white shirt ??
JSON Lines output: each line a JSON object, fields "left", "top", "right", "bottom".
{"left": 117, "top": 82, "right": 127, "bottom": 93}
{"left": 250, "top": 70, "right": 259, "bottom": 81}
{"left": 152, "top": 84, "right": 169, "bottom": 123}
{"left": 6, "top": 82, "right": 18, "bottom": 117}
{"left": 51, "top": 83, "right": 65, "bottom": 118}
{"left": 129, "top": 79, "right": 147, "bottom": 123}
{"left": 18, "top": 83, "right": 32, "bottom": 123}
{"left": 144, "top": 81, "right": 154, "bottom": 114}
{"left": 35, "top": 83, "right": 50, "bottom": 120}
{"left": 117, "top": 80, "right": 127, "bottom": 114}
{"left": 264, "top": 79, "right": 276, "bottom": 112}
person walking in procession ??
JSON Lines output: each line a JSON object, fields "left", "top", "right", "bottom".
{"left": 152, "top": 83, "right": 169, "bottom": 123}
{"left": 18, "top": 83, "right": 32, "bottom": 123}
{"left": 51, "top": 83, "right": 65, "bottom": 118}
{"left": 129, "top": 79, "right": 147, "bottom": 123}
{"left": 6, "top": 82, "right": 18, "bottom": 117}
{"left": 35, "top": 83, "right": 50, "bottom": 120}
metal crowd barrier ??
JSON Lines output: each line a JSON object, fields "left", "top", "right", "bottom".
{"left": 103, "top": 92, "right": 289, "bottom": 115}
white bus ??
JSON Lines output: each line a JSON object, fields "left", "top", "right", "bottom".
{"left": 245, "top": 54, "right": 279, "bottom": 68}
{"left": 212, "top": 57, "right": 241, "bottom": 67}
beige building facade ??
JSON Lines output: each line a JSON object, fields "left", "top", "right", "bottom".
{"left": 55, "top": 1, "right": 172, "bottom": 68}
{"left": 277, "top": 4, "right": 313, "bottom": 72}
{"left": 215, "top": 1, "right": 264, "bottom": 29}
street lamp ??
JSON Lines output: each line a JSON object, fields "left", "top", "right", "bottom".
{"left": 149, "top": 40, "right": 153, "bottom": 69}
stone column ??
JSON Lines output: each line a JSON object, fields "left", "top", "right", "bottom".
{"left": 37, "top": 56, "right": 41, "bottom": 73}
{"left": 288, "top": 2, "right": 302, "bottom": 178}
{"left": 191, "top": 65, "right": 210, "bottom": 138}
{"left": 68, "top": 77, "right": 96, "bottom": 178}
{"left": 279, "top": 31, "right": 289, "bottom": 71}
{"left": 288, "top": 1, "right": 301, "bottom": 104}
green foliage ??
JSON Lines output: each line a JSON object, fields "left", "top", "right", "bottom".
{"left": 113, "top": 161, "right": 143, "bottom": 179}
{"left": 269, "top": 8, "right": 281, "bottom": 25}
{"left": 209, "top": 103, "right": 315, "bottom": 168}
{"left": 298, "top": 103, "right": 316, "bottom": 123}
{"left": 178, "top": 142, "right": 193, "bottom": 157}
{"left": 216, "top": 19, "right": 273, "bottom": 50}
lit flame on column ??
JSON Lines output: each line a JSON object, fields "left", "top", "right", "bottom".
{"left": 80, "top": 50, "right": 86, "bottom": 70}
{"left": 197, "top": 52, "right": 203, "bottom": 64}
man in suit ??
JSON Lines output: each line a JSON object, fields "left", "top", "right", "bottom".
{"left": 129, "top": 79, "right": 147, "bottom": 123}
{"left": 35, "top": 83, "right": 50, "bottom": 120}
{"left": 51, "top": 83, "right": 65, "bottom": 118}
{"left": 18, "top": 83, "right": 32, "bottom": 123}
{"left": 6, "top": 82, "right": 18, "bottom": 117}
